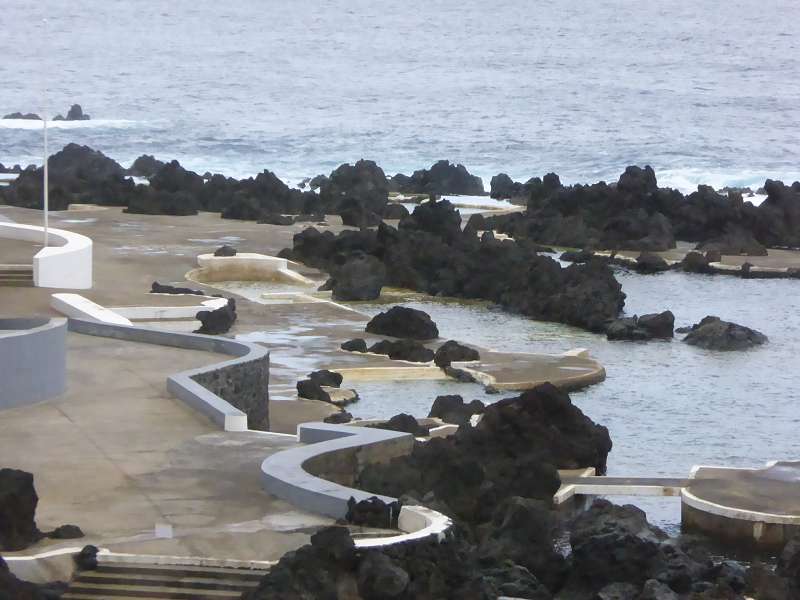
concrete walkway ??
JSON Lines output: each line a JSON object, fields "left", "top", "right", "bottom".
{"left": 0, "top": 332, "right": 332, "bottom": 561}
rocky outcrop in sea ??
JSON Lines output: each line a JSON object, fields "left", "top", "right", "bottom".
{"left": 280, "top": 200, "right": 626, "bottom": 332}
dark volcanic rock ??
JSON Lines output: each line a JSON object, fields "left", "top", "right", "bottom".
{"left": 427, "top": 395, "right": 485, "bottom": 427}
{"left": 53, "top": 104, "right": 90, "bottom": 121}
{"left": 357, "top": 551, "right": 409, "bottom": 598}
{"left": 368, "top": 339, "right": 434, "bottom": 363}
{"left": 696, "top": 224, "right": 768, "bottom": 256}
{"left": 339, "top": 199, "right": 382, "bottom": 228}
{"left": 282, "top": 214, "right": 626, "bottom": 333}
{"left": 296, "top": 378, "right": 331, "bottom": 403}
{"left": 606, "top": 316, "right": 651, "bottom": 341}
{"left": 381, "top": 203, "right": 410, "bottom": 219}
{"left": 48, "top": 524, "right": 84, "bottom": 540}
{"left": 74, "top": 545, "right": 99, "bottom": 571}
{"left": 638, "top": 311, "right": 675, "bottom": 338}
{"left": 681, "top": 251, "right": 713, "bottom": 273}
{"left": 490, "top": 172, "right": 520, "bottom": 199}
{"left": 433, "top": 340, "right": 480, "bottom": 369}
{"left": 319, "top": 159, "right": 389, "bottom": 214}
{"left": 393, "top": 160, "right": 485, "bottom": 196}
{"left": 308, "top": 369, "right": 343, "bottom": 388}
{"left": 0, "top": 143, "right": 134, "bottom": 210}
{"left": 365, "top": 306, "right": 439, "bottom": 340}
{"left": 129, "top": 154, "right": 166, "bottom": 178}
{"left": 636, "top": 251, "right": 671, "bottom": 273}
{"left": 258, "top": 213, "right": 294, "bottom": 226}
{"left": 194, "top": 298, "right": 237, "bottom": 335}
{"left": 568, "top": 500, "right": 668, "bottom": 589}
{"left": 367, "top": 413, "right": 429, "bottom": 437}
{"left": 682, "top": 316, "right": 767, "bottom": 351}
{"left": 151, "top": 281, "right": 205, "bottom": 295}
{"left": 3, "top": 111, "right": 41, "bottom": 120}
{"left": 346, "top": 496, "right": 402, "bottom": 529}
{"left": 340, "top": 338, "right": 368, "bottom": 352}
{"left": 331, "top": 252, "right": 386, "bottom": 301}
{"left": 478, "top": 496, "right": 567, "bottom": 590}
{"left": 560, "top": 249, "right": 597, "bottom": 263}
{"left": 607, "top": 311, "right": 674, "bottom": 341}
{"left": 0, "top": 469, "right": 40, "bottom": 551}
{"left": 213, "top": 244, "right": 237, "bottom": 257}
{"left": 398, "top": 198, "right": 463, "bottom": 243}
{"left": 323, "top": 411, "right": 353, "bottom": 424}
{"left": 359, "top": 383, "right": 611, "bottom": 525}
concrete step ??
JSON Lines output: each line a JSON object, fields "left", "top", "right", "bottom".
{"left": 64, "top": 582, "right": 244, "bottom": 599}
{"left": 63, "top": 562, "right": 269, "bottom": 600}
{"left": 75, "top": 571, "right": 259, "bottom": 591}
{"left": 95, "top": 562, "right": 269, "bottom": 580}
{"left": 0, "top": 264, "right": 34, "bottom": 273}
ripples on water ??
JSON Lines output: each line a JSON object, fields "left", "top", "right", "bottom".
{"left": 352, "top": 269, "right": 800, "bottom": 530}
{"left": 1, "top": 0, "right": 799, "bottom": 189}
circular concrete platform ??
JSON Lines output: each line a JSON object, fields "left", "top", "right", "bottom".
{"left": 682, "top": 460, "right": 800, "bottom": 548}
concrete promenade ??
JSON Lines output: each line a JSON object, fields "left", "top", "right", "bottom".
{"left": 0, "top": 332, "right": 333, "bottom": 561}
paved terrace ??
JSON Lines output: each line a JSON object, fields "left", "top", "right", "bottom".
{"left": 0, "top": 332, "right": 334, "bottom": 560}
{"left": 0, "top": 205, "right": 604, "bottom": 434}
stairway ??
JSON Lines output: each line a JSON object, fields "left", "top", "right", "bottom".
{"left": 0, "top": 264, "right": 34, "bottom": 287}
{"left": 61, "top": 561, "right": 269, "bottom": 600}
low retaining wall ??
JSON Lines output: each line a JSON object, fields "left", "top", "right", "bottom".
{"left": 191, "top": 253, "right": 314, "bottom": 285}
{"left": 67, "top": 318, "right": 269, "bottom": 431}
{"left": 0, "top": 222, "right": 92, "bottom": 288}
{"left": 260, "top": 422, "right": 452, "bottom": 547}
{"left": 0, "top": 317, "right": 67, "bottom": 409}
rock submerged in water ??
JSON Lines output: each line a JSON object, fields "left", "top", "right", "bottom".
{"left": 433, "top": 340, "right": 480, "bottom": 369}
{"left": 681, "top": 316, "right": 767, "bottom": 351}
{"left": 2, "top": 111, "right": 42, "bottom": 120}
{"left": 340, "top": 338, "right": 368, "bottom": 353}
{"left": 606, "top": 311, "right": 674, "bottom": 341}
{"left": 194, "top": 298, "right": 237, "bottom": 335}
{"left": 52, "top": 104, "right": 91, "bottom": 121}
{"left": 368, "top": 339, "right": 434, "bottom": 363}
{"left": 367, "top": 413, "right": 430, "bottom": 437}
{"left": 365, "top": 306, "right": 439, "bottom": 340}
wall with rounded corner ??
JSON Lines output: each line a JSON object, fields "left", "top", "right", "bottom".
{"left": 0, "top": 222, "right": 92, "bottom": 289}
{"left": 0, "top": 318, "right": 67, "bottom": 409}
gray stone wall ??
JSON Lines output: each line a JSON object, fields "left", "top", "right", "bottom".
{"left": 192, "top": 355, "right": 270, "bottom": 431}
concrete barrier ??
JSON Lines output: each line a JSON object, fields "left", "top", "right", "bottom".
{"left": 260, "top": 422, "right": 452, "bottom": 546}
{"left": 191, "top": 253, "right": 314, "bottom": 285}
{"left": 67, "top": 318, "right": 269, "bottom": 432}
{"left": 0, "top": 317, "right": 67, "bottom": 409}
{"left": 0, "top": 222, "right": 92, "bottom": 288}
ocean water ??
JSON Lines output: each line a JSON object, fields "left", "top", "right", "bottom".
{"left": 1, "top": 0, "right": 799, "bottom": 191}
{"left": 349, "top": 269, "right": 800, "bottom": 530}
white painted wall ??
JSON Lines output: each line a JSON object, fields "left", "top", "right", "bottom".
{"left": 51, "top": 293, "right": 132, "bottom": 325}
{"left": 0, "top": 222, "right": 92, "bottom": 288}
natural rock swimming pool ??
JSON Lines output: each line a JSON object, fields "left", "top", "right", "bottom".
{"left": 351, "top": 267, "right": 800, "bottom": 531}
{"left": 214, "top": 264, "right": 799, "bottom": 532}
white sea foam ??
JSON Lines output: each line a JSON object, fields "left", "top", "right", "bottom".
{"left": 0, "top": 118, "right": 140, "bottom": 130}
